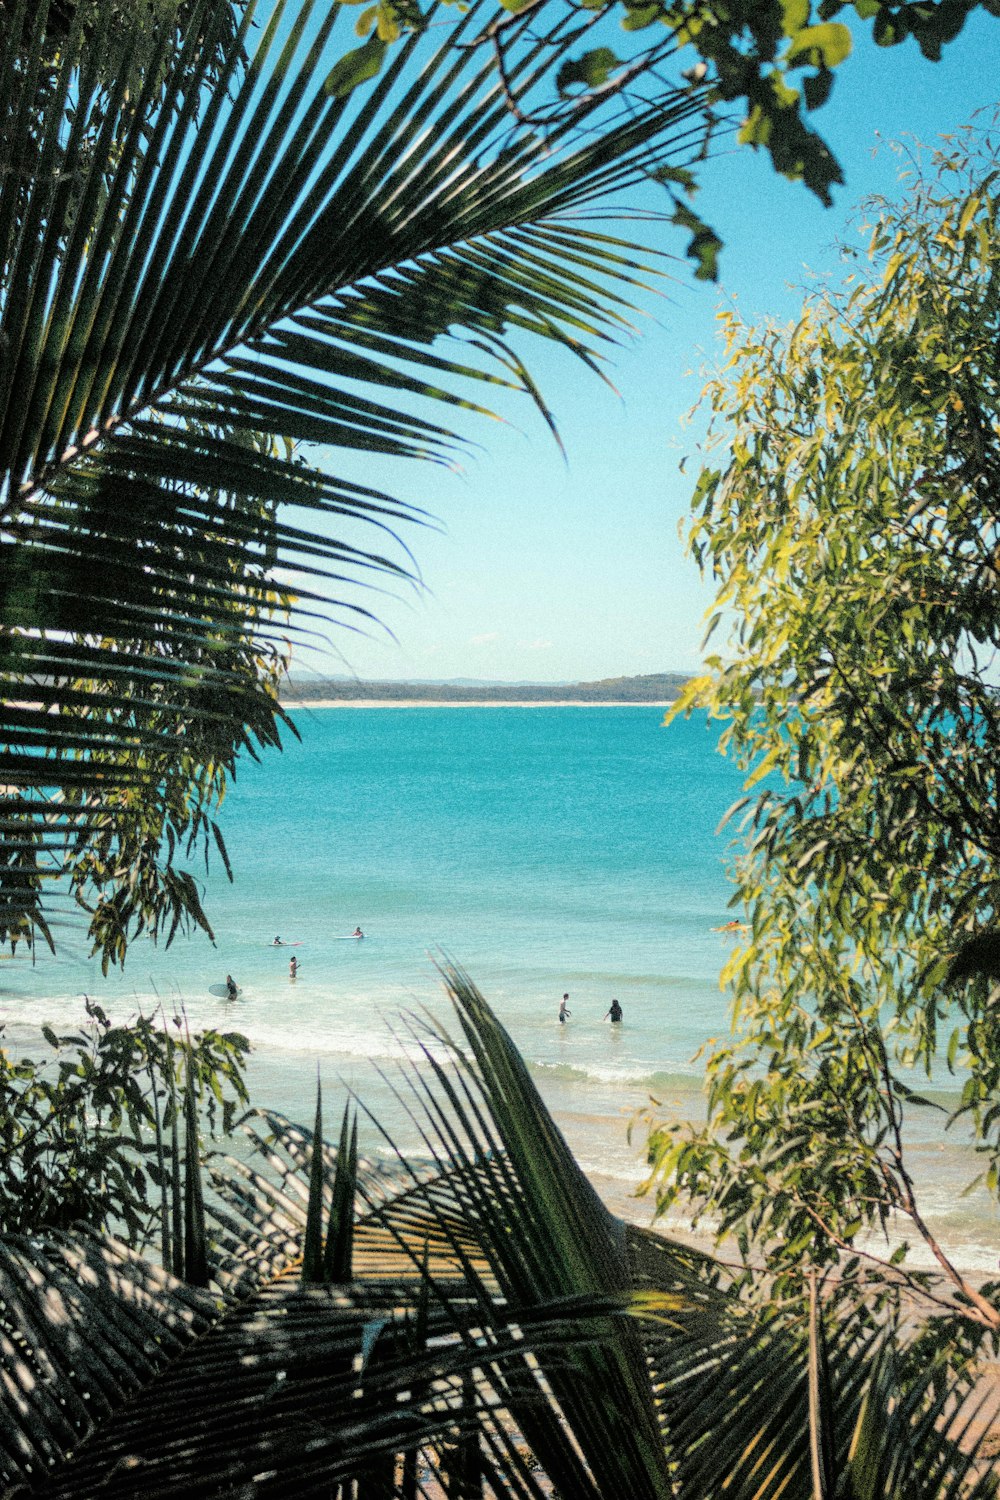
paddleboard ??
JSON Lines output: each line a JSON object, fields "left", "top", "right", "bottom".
{"left": 208, "top": 983, "right": 243, "bottom": 998}
{"left": 264, "top": 941, "right": 303, "bottom": 948}
{"left": 332, "top": 935, "right": 364, "bottom": 940}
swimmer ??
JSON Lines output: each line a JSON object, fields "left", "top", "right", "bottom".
{"left": 225, "top": 973, "right": 238, "bottom": 1000}
{"left": 558, "top": 993, "right": 571, "bottom": 1024}
{"left": 289, "top": 955, "right": 298, "bottom": 979}
{"left": 604, "top": 998, "right": 623, "bottom": 1023}
{"left": 711, "top": 920, "right": 749, "bottom": 933}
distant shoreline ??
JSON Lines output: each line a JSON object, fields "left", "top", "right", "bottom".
{"left": 283, "top": 698, "right": 677, "bottom": 710}
{"left": 278, "top": 671, "right": 692, "bottom": 710}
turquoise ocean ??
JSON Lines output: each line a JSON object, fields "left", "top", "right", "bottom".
{"left": 2, "top": 705, "right": 997, "bottom": 1272}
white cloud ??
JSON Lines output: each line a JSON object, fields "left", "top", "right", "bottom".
{"left": 469, "top": 632, "right": 500, "bottom": 646}
{"left": 519, "top": 638, "right": 552, "bottom": 651}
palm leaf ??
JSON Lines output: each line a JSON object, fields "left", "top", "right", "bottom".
{"left": 1, "top": 0, "right": 707, "bottom": 950}
{"left": 2, "top": 975, "right": 996, "bottom": 1496}
{"left": 1, "top": 1105, "right": 637, "bottom": 1494}
{"left": 368, "top": 968, "right": 997, "bottom": 1499}
{"left": 395, "top": 969, "right": 675, "bottom": 1498}
{"left": 0, "top": 1229, "right": 218, "bottom": 1491}
{"left": 36, "top": 1278, "right": 642, "bottom": 1497}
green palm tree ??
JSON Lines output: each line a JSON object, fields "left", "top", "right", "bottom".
{"left": 1, "top": 970, "right": 994, "bottom": 1496}
{"left": 0, "top": 0, "right": 711, "bottom": 962}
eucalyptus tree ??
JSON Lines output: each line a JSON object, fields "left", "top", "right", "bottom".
{"left": 641, "top": 123, "right": 1000, "bottom": 1333}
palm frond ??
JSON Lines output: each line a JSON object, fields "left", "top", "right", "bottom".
{"left": 1, "top": 0, "right": 707, "bottom": 951}
{"left": 3, "top": 974, "right": 993, "bottom": 1497}
{"left": 0, "top": 1229, "right": 217, "bottom": 1491}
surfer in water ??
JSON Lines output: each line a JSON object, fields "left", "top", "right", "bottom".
{"left": 558, "top": 993, "right": 571, "bottom": 1024}
{"left": 604, "top": 998, "right": 623, "bottom": 1023}
{"left": 352, "top": 926, "right": 364, "bottom": 939}
{"left": 225, "top": 974, "right": 238, "bottom": 1001}
{"left": 272, "top": 936, "right": 283, "bottom": 946}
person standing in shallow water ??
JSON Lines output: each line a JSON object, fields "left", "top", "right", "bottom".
{"left": 604, "top": 998, "right": 623, "bottom": 1023}
{"left": 558, "top": 993, "right": 571, "bottom": 1024}
{"left": 289, "top": 955, "right": 298, "bottom": 980}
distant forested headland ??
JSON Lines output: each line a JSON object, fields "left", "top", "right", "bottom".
{"left": 282, "top": 672, "right": 691, "bottom": 704}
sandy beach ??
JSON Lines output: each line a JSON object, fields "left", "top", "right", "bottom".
{"left": 283, "top": 698, "right": 677, "bottom": 709}
{"left": 241, "top": 1040, "right": 664, "bottom": 1229}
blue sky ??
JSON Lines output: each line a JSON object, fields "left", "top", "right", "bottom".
{"left": 291, "top": 11, "right": 1000, "bottom": 686}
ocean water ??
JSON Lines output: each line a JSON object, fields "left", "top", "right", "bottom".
{"left": 2, "top": 706, "right": 998, "bottom": 1272}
